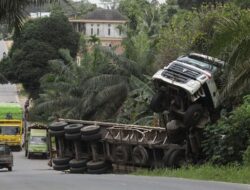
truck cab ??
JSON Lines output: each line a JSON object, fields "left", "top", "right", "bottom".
{"left": 25, "top": 124, "right": 48, "bottom": 159}
{"left": 151, "top": 53, "right": 225, "bottom": 128}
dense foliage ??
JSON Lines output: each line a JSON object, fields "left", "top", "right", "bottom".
{"left": 202, "top": 95, "right": 250, "bottom": 164}
{"left": 0, "top": 12, "right": 79, "bottom": 97}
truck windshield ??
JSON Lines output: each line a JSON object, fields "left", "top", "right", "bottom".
{"left": 30, "top": 136, "right": 46, "bottom": 145}
{"left": 177, "top": 57, "right": 218, "bottom": 73}
{"left": 0, "top": 126, "right": 20, "bottom": 135}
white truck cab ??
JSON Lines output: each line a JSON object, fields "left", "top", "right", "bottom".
{"left": 151, "top": 53, "right": 225, "bottom": 127}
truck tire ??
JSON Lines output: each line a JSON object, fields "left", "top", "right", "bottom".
{"left": 65, "top": 124, "right": 83, "bottom": 134}
{"left": 184, "top": 104, "right": 203, "bottom": 127}
{"left": 70, "top": 167, "right": 87, "bottom": 174}
{"left": 8, "top": 167, "right": 12, "bottom": 171}
{"left": 86, "top": 160, "right": 107, "bottom": 170}
{"left": 81, "top": 132, "right": 102, "bottom": 142}
{"left": 167, "top": 149, "right": 185, "bottom": 168}
{"left": 65, "top": 133, "right": 81, "bottom": 141}
{"left": 49, "top": 129, "right": 65, "bottom": 137}
{"left": 150, "top": 91, "right": 165, "bottom": 113}
{"left": 81, "top": 125, "right": 100, "bottom": 135}
{"left": 166, "top": 120, "right": 185, "bottom": 144}
{"left": 53, "top": 164, "right": 69, "bottom": 171}
{"left": 49, "top": 121, "right": 68, "bottom": 131}
{"left": 112, "top": 145, "right": 129, "bottom": 164}
{"left": 53, "top": 157, "right": 71, "bottom": 165}
{"left": 69, "top": 159, "right": 88, "bottom": 168}
{"left": 87, "top": 166, "right": 109, "bottom": 174}
{"left": 132, "top": 145, "right": 149, "bottom": 166}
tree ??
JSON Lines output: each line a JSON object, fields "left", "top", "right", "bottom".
{"left": 1, "top": 12, "right": 79, "bottom": 97}
{"left": 0, "top": 0, "right": 62, "bottom": 31}
{"left": 12, "top": 12, "right": 79, "bottom": 57}
{"left": 30, "top": 48, "right": 129, "bottom": 121}
{"left": 2, "top": 39, "right": 58, "bottom": 97}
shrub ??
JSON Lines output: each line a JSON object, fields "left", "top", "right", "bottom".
{"left": 243, "top": 146, "right": 250, "bottom": 166}
{"left": 202, "top": 95, "right": 250, "bottom": 165}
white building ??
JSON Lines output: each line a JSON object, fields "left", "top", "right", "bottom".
{"left": 69, "top": 9, "right": 127, "bottom": 54}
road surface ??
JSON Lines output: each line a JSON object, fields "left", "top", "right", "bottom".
{"left": 0, "top": 83, "right": 19, "bottom": 103}
{"left": 0, "top": 151, "right": 249, "bottom": 190}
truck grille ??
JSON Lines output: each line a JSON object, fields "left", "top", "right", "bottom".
{"left": 161, "top": 63, "right": 202, "bottom": 83}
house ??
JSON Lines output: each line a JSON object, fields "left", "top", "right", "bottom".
{"left": 69, "top": 9, "right": 127, "bottom": 54}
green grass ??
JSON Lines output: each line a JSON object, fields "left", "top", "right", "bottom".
{"left": 133, "top": 164, "right": 250, "bottom": 184}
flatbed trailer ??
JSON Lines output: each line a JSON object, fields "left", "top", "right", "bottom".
{"left": 48, "top": 118, "right": 197, "bottom": 174}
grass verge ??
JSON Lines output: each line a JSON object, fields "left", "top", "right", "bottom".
{"left": 133, "top": 164, "right": 250, "bottom": 184}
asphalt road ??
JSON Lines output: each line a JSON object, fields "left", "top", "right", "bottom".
{"left": 0, "top": 83, "right": 18, "bottom": 103}
{"left": 0, "top": 151, "right": 249, "bottom": 190}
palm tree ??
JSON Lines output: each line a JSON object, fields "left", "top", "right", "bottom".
{"left": 0, "top": 0, "right": 69, "bottom": 31}
{"left": 210, "top": 9, "right": 250, "bottom": 101}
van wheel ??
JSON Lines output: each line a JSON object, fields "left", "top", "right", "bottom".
{"left": 8, "top": 167, "right": 12, "bottom": 171}
{"left": 184, "top": 104, "right": 203, "bottom": 127}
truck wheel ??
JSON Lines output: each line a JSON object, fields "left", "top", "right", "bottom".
{"left": 53, "top": 157, "right": 71, "bottom": 165}
{"left": 112, "top": 145, "right": 129, "bottom": 164}
{"left": 86, "top": 160, "right": 107, "bottom": 170}
{"left": 132, "top": 145, "right": 149, "bottom": 166}
{"left": 184, "top": 104, "right": 203, "bottom": 127}
{"left": 150, "top": 92, "right": 165, "bottom": 113}
{"left": 81, "top": 132, "right": 102, "bottom": 142}
{"left": 81, "top": 125, "right": 100, "bottom": 135}
{"left": 167, "top": 149, "right": 185, "bottom": 168}
{"left": 8, "top": 167, "right": 12, "bottom": 171}
{"left": 65, "top": 124, "right": 83, "bottom": 134}
{"left": 69, "top": 159, "right": 88, "bottom": 168}
{"left": 166, "top": 120, "right": 185, "bottom": 144}
{"left": 65, "top": 133, "right": 81, "bottom": 141}
{"left": 49, "top": 121, "right": 68, "bottom": 131}
{"left": 53, "top": 164, "right": 69, "bottom": 171}
{"left": 87, "top": 166, "right": 110, "bottom": 174}
{"left": 49, "top": 129, "right": 65, "bottom": 137}
{"left": 70, "top": 167, "right": 87, "bottom": 174}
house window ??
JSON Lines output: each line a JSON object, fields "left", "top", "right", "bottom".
{"left": 108, "top": 24, "right": 111, "bottom": 36}
{"left": 97, "top": 24, "right": 100, "bottom": 36}
{"left": 91, "top": 24, "right": 94, "bottom": 35}
{"left": 119, "top": 28, "right": 122, "bottom": 36}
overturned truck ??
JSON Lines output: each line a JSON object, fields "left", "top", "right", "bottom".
{"left": 48, "top": 53, "right": 225, "bottom": 174}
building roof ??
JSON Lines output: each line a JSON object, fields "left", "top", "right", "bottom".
{"left": 84, "top": 9, "right": 126, "bottom": 21}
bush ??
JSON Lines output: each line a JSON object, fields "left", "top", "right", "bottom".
{"left": 243, "top": 146, "right": 250, "bottom": 166}
{"left": 202, "top": 95, "right": 250, "bottom": 165}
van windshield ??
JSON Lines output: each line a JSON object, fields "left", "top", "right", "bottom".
{"left": 0, "top": 126, "right": 20, "bottom": 135}
{"left": 30, "top": 136, "right": 46, "bottom": 145}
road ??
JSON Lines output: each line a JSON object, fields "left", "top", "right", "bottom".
{"left": 0, "top": 151, "right": 249, "bottom": 190}
{"left": 0, "top": 83, "right": 19, "bottom": 103}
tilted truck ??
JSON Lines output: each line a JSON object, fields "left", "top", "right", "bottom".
{"left": 25, "top": 123, "right": 48, "bottom": 159}
{"left": 47, "top": 53, "right": 226, "bottom": 173}
{"left": 0, "top": 103, "right": 23, "bottom": 151}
